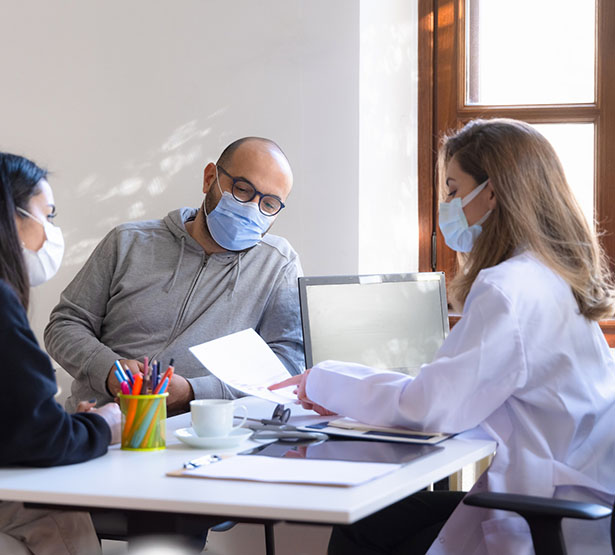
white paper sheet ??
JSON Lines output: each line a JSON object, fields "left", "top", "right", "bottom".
{"left": 182, "top": 455, "right": 400, "bottom": 487}
{"left": 189, "top": 328, "right": 298, "bottom": 404}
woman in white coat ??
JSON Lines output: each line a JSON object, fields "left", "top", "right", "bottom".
{"left": 272, "top": 118, "right": 615, "bottom": 554}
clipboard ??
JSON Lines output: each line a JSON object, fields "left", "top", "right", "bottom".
{"left": 298, "top": 417, "right": 451, "bottom": 445}
{"left": 167, "top": 454, "right": 401, "bottom": 487}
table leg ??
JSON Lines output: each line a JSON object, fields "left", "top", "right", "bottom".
{"left": 265, "top": 522, "right": 276, "bottom": 555}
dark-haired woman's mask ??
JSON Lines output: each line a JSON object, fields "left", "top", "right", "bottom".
{"left": 17, "top": 207, "right": 65, "bottom": 286}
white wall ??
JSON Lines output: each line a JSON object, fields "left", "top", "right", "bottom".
{"left": 0, "top": 0, "right": 416, "bottom": 363}
{"left": 0, "top": 0, "right": 361, "bottom": 337}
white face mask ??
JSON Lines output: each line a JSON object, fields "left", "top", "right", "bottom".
{"left": 438, "top": 179, "right": 492, "bottom": 253}
{"left": 17, "top": 207, "right": 65, "bottom": 286}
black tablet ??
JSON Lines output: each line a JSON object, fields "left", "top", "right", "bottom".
{"left": 240, "top": 439, "right": 443, "bottom": 465}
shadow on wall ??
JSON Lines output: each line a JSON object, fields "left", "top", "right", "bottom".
{"left": 44, "top": 111, "right": 227, "bottom": 405}
{"left": 62, "top": 112, "right": 227, "bottom": 270}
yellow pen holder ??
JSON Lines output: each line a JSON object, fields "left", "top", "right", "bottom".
{"left": 119, "top": 393, "right": 168, "bottom": 451}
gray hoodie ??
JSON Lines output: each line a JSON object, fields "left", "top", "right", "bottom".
{"left": 44, "top": 208, "right": 304, "bottom": 412}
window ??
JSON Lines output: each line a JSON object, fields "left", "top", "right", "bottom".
{"left": 418, "top": 0, "right": 615, "bottom": 344}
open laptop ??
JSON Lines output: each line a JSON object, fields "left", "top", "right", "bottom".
{"left": 298, "top": 272, "right": 449, "bottom": 376}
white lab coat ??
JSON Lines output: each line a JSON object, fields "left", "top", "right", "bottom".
{"left": 307, "top": 251, "right": 615, "bottom": 554}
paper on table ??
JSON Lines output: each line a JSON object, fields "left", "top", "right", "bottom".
{"left": 179, "top": 455, "right": 401, "bottom": 487}
{"left": 189, "top": 328, "right": 297, "bottom": 404}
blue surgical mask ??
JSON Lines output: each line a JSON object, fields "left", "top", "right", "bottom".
{"left": 438, "top": 179, "right": 491, "bottom": 253}
{"left": 205, "top": 169, "right": 271, "bottom": 251}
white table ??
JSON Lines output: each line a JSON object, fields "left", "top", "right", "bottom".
{"left": 0, "top": 398, "right": 496, "bottom": 541}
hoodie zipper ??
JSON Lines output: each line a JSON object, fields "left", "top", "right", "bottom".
{"left": 151, "top": 255, "right": 208, "bottom": 361}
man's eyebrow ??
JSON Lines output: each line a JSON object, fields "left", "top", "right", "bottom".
{"left": 445, "top": 178, "right": 456, "bottom": 187}
{"left": 235, "top": 175, "right": 282, "bottom": 199}
{"left": 48, "top": 204, "right": 57, "bottom": 215}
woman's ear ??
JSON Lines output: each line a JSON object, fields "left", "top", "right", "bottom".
{"left": 486, "top": 181, "right": 497, "bottom": 210}
{"left": 202, "top": 163, "right": 217, "bottom": 194}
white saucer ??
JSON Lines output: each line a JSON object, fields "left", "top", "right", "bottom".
{"left": 174, "top": 427, "right": 253, "bottom": 449}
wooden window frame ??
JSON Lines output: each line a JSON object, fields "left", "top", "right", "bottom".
{"left": 418, "top": 0, "right": 615, "bottom": 345}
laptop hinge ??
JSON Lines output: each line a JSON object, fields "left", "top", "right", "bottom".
{"left": 431, "top": 231, "right": 437, "bottom": 271}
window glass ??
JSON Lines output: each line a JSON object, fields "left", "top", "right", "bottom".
{"left": 466, "top": 0, "right": 596, "bottom": 105}
{"left": 532, "top": 123, "right": 595, "bottom": 227}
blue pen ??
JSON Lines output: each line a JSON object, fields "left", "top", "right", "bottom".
{"left": 158, "top": 377, "right": 169, "bottom": 394}
{"left": 114, "top": 360, "right": 129, "bottom": 383}
{"left": 123, "top": 365, "right": 135, "bottom": 386}
{"left": 114, "top": 369, "right": 126, "bottom": 384}
{"left": 152, "top": 362, "right": 159, "bottom": 391}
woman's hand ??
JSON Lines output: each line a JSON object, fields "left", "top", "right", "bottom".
{"left": 90, "top": 403, "right": 122, "bottom": 445}
{"left": 269, "top": 370, "right": 337, "bottom": 416}
{"left": 75, "top": 399, "right": 96, "bottom": 413}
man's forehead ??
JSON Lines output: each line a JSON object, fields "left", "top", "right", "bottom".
{"left": 230, "top": 145, "right": 291, "bottom": 179}
{"left": 216, "top": 140, "right": 293, "bottom": 198}
{"left": 227, "top": 141, "right": 280, "bottom": 170}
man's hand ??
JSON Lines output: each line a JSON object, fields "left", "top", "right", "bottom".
{"left": 106, "top": 359, "right": 144, "bottom": 396}
{"left": 166, "top": 374, "right": 194, "bottom": 415}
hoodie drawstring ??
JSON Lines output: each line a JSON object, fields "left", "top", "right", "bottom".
{"left": 164, "top": 235, "right": 186, "bottom": 293}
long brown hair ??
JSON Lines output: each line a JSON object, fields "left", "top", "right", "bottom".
{"left": 0, "top": 153, "right": 48, "bottom": 309}
{"left": 439, "top": 118, "right": 615, "bottom": 321}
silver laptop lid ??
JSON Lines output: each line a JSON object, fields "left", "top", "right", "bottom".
{"left": 299, "top": 272, "right": 449, "bottom": 375}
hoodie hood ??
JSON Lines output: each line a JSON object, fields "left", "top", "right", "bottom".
{"left": 163, "top": 207, "right": 248, "bottom": 295}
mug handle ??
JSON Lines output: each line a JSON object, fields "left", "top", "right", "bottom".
{"left": 232, "top": 404, "right": 248, "bottom": 430}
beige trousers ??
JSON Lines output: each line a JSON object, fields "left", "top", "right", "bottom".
{"left": 0, "top": 501, "right": 101, "bottom": 555}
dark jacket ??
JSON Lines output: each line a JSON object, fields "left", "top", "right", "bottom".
{"left": 0, "top": 279, "right": 110, "bottom": 466}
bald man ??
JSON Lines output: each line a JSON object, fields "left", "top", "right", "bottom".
{"left": 45, "top": 138, "right": 304, "bottom": 415}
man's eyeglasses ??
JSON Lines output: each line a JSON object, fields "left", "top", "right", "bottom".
{"left": 217, "top": 165, "right": 285, "bottom": 216}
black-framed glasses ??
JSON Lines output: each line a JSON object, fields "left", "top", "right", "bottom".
{"left": 217, "top": 165, "right": 285, "bottom": 216}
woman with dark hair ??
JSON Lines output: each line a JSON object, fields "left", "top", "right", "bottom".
{"left": 273, "top": 119, "right": 615, "bottom": 554}
{"left": 0, "top": 153, "right": 120, "bottom": 554}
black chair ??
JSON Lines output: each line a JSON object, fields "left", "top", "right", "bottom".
{"left": 463, "top": 492, "right": 613, "bottom": 555}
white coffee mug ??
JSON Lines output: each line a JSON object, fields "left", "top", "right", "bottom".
{"left": 190, "top": 399, "right": 248, "bottom": 438}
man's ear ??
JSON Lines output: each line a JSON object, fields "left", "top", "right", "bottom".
{"left": 202, "top": 163, "right": 217, "bottom": 194}
{"left": 486, "top": 180, "right": 497, "bottom": 210}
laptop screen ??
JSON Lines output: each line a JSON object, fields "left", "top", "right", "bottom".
{"left": 299, "top": 272, "right": 449, "bottom": 375}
